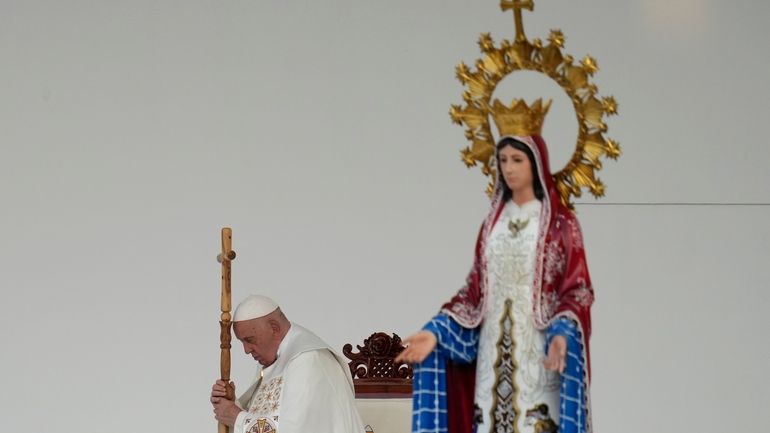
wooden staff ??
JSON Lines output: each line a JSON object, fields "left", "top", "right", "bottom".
{"left": 217, "top": 227, "right": 236, "bottom": 433}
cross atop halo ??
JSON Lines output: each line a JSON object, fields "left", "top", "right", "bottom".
{"left": 500, "top": 0, "right": 535, "bottom": 41}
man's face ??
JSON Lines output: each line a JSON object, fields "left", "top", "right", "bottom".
{"left": 233, "top": 318, "right": 280, "bottom": 367}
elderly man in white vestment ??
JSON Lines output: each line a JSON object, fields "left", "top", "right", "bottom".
{"left": 210, "top": 295, "right": 365, "bottom": 433}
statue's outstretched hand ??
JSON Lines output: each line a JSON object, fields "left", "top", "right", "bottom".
{"left": 395, "top": 331, "right": 437, "bottom": 364}
{"left": 543, "top": 335, "right": 567, "bottom": 374}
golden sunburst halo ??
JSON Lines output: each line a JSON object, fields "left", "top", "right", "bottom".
{"left": 449, "top": 1, "right": 621, "bottom": 208}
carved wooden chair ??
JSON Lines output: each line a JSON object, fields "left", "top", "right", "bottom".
{"left": 343, "top": 332, "right": 413, "bottom": 433}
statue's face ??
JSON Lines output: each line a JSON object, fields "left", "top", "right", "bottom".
{"left": 498, "top": 145, "right": 533, "bottom": 194}
{"left": 233, "top": 318, "right": 281, "bottom": 367}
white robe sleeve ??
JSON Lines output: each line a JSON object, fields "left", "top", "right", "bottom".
{"left": 233, "top": 410, "right": 250, "bottom": 433}
{"left": 279, "top": 349, "right": 365, "bottom": 433}
{"left": 231, "top": 376, "right": 261, "bottom": 433}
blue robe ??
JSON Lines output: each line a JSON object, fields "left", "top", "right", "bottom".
{"left": 411, "top": 314, "right": 588, "bottom": 433}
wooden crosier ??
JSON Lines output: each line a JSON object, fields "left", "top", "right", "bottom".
{"left": 217, "top": 227, "right": 237, "bottom": 433}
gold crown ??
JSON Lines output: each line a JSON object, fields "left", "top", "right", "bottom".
{"left": 490, "top": 98, "right": 552, "bottom": 137}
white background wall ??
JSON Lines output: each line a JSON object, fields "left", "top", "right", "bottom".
{"left": 1, "top": 1, "right": 768, "bottom": 432}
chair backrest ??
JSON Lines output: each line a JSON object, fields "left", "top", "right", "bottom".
{"left": 343, "top": 332, "right": 413, "bottom": 433}
{"left": 343, "top": 332, "right": 413, "bottom": 398}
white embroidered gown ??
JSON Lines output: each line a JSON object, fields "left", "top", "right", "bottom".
{"left": 474, "top": 199, "right": 561, "bottom": 433}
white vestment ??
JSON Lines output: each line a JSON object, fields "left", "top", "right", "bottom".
{"left": 233, "top": 323, "right": 365, "bottom": 433}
